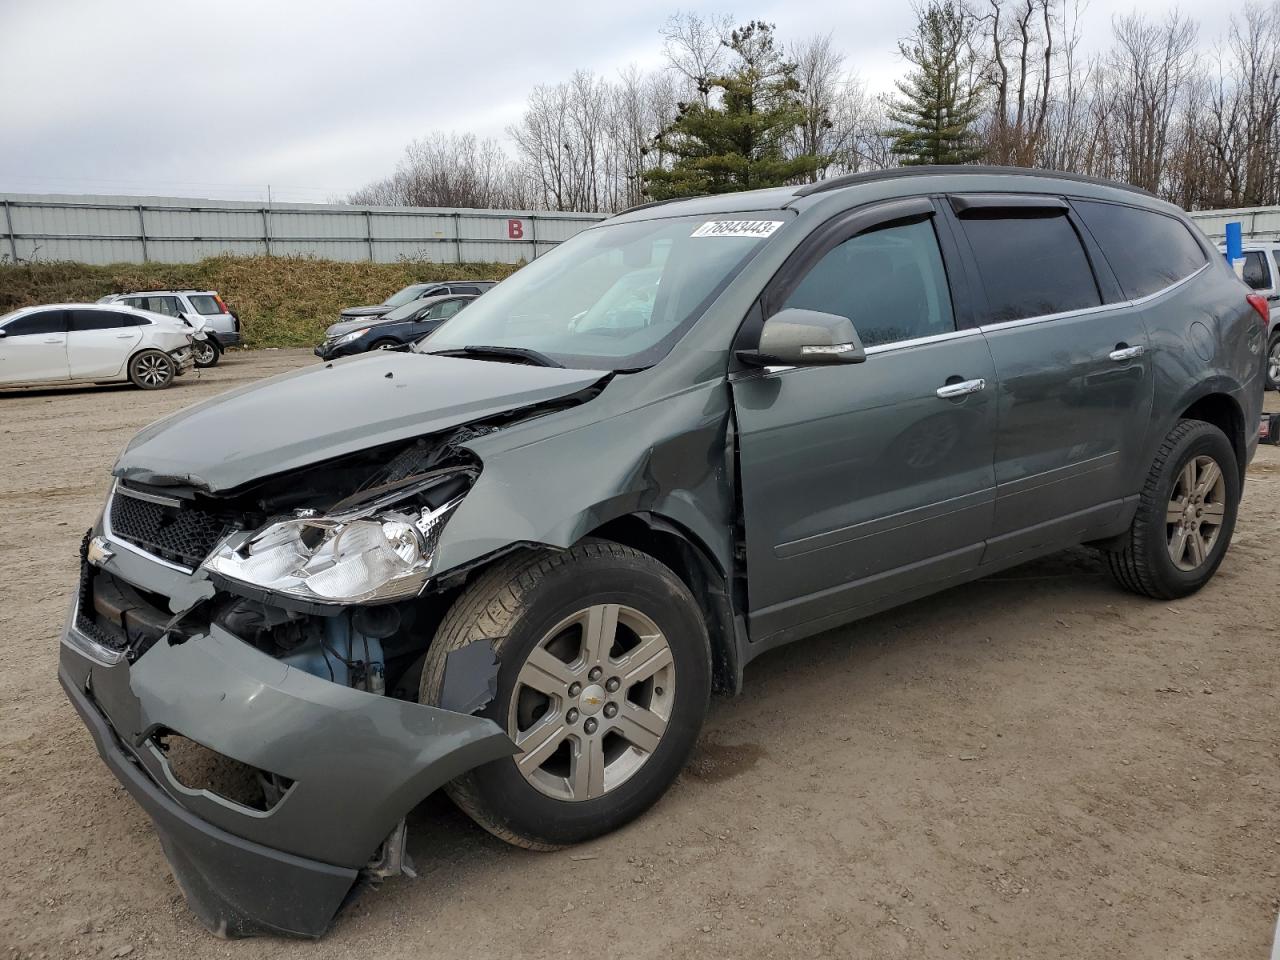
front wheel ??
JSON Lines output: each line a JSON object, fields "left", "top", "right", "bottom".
{"left": 420, "top": 542, "right": 711, "bottom": 849}
{"left": 1106, "top": 419, "right": 1240, "bottom": 599}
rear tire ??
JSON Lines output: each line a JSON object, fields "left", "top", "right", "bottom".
{"left": 1105, "top": 419, "right": 1239, "bottom": 599}
{"left": 420, "top": 541, "right": 711, "bottom": 849}
{"left": 192, "top": 338, "right": 220, "bottom": 368}
{"left": 128, "top": 350, "right": 175, "bottom": 390}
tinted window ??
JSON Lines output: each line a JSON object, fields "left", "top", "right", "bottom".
{"left": 451, "top": 285, "right": 482, "bottom": 295}
{"left": 1073, "top": 200, "right": 1207, "bottom": 299}
{"left": 958, "top": 210, "right": 1100, "bottom": 322}
{"left": 3, "top": 310, "right": 66, "bottom": 336}
{"left": 437, "top": 299, "right": 466, "bottom": 318}
{"left": 188, "top": 294, "right": 222, "bottom": 314}
{"left": 124, "top": 295, "right": 182, "bottom": 317}
{"left": 1242, "top": 251, "right": 1272, "bottom": 291}
{"left": 783, "top": 219, "right": 955, "bottom": 348}
{"left": 70, "top": 309, "right": 142, "bottom": 331}
{"left": 1273, "top": 251, "right": 1280, "bottom": 282}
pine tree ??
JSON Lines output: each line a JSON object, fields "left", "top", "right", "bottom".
{"left": 643, "top": 21, "right": 825, "bottom": 199}
{"left": 886, "top": 1, "right": 986, "bottom": 165}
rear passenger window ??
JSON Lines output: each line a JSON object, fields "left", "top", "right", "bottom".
{"left": 1242, "top": 252, "right": 1271, "bottom": 291}
{"left": 71, "top": 310, "right": 143, "bottom": 330}
{"left": 1073, "top": 200, "right": 1207, "bottom": 299}
{"left": 783, "top": 218, "right": 955, "bottom": 348}
{"left": 957, "top": 210, "right": 1100, "bottom": 323}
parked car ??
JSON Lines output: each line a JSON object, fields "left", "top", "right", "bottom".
{"left": 0, "top": 303, "right": 198, "bottom": 390}
{"left": 1219, "top": 242, "right": 1279, "bottom": 389}
{"left": 338, "top": 280, "right": 496, "bottom": 323}
{"left": 100, "top": 290, "right": 241, "bottom": 368}
{"left": 61, "top": 166, "right": 1265, "bottom": 938}
{"left": 316, "top": 293, "right": 474, "bottom": 360}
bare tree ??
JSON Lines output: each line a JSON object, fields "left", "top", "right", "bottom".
{"left": 660, "top": 10, "right": 735, "bottom": 104}
{"left": 978, "top": 0, "right": 1055, "bottom": 165}
{"left": 348, "top": 133, "right": 529, "bottom": 208}
{"left": 788, "top": 34, "right": 845, "bottom": 180}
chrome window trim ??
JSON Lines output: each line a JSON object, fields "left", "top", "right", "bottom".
{"left": 864, "top": 327, "right": 982, "bottom": 356}
{"left": 102, "top": 480, "right": 198, "bottom": 574}
{"left": 977, "top": 261, "right": 1210, "bottom": 334}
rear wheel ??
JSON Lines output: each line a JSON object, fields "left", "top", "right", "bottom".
{"left": 1105, "top": 419, "right": 1239, "bottom": 599}
{"left": 192, "top": 338, "right": 220, "bottom": 368}
{"left": 420, "top": 542, "right": 711, "bottom": 849}
{"left": 128, "top": 350, "right": 175, "bottom": 390}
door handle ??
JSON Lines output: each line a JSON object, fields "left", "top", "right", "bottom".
{"left": 42, "top": 338, "right": 63, "bottom": 344}
{"left": 935, "top": 378, "right": 986, "bottom": 399}
{"left": 115, "top": 333, "right": 134, "bottom": 339}
{"left": 1109, "top": 345, "right": 1145, "bottom": 362}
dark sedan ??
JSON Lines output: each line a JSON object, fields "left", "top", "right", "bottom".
{"left": 338, "top": 280, "right": 496, "bottom": 323}
{"left": 315, "top": 294, "right": 474, "bottom": 360}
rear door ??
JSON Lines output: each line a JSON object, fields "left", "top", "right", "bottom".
{"left": 0, "top": 309, "right": 69, "bottom": 384}
{"left": 67, "top": 309, "right": 142, "bottom": 379}
{"left": 732, "top": 198, "right": 998, "bottom": 643}
{"left": 946, "top": 195, "right": 1153, "bottom": 563}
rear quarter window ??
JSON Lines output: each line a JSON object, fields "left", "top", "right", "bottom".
{"left": 1241, "top": 251, "right": 1272, "bottom": 291}
{"left": 1073, "top": 200, "right": 1207, "bottom": 299}
{"left": 188, "top": 295, "right": 222, "bottom": 314}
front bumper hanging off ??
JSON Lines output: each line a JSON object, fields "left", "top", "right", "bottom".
{"left": 60, "top": 545, "right": 515, "bottom": 938}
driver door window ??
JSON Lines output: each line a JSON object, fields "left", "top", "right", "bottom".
{"left": 782, "top": 219, "right": 956, "bottom": 347}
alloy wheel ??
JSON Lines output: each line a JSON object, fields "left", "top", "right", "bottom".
{"left": 508, "top": 604, "right": 675, "bottom": 802}
{"left": 193, "top": 341, "right": 216, "bottom": 364}
{"left": 136, "top": 354, "right": 171, "bottom": 386}
{"left": 1166, "top": 454, "right": 1226, "bottom": 571}
{"left": 1268, "top": 339, "right": 1280, "bottom": 385}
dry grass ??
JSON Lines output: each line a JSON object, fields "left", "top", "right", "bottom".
{"left": 0, "top": 255, "right": 520, "bottom": 348}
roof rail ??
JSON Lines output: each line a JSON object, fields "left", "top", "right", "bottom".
{"left": 619, "top": 194, "right": 709, "bottom": 215}
{"left": 794, "top": 165, "right": 1155, "bottom": 199}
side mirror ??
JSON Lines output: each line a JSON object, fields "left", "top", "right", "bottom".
{"left": 739, "top": 308, "right": 866, "bottom": 367}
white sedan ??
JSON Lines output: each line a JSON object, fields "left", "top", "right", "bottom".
{"left": 0, "top": 303, "right": 200, "bottom": 390}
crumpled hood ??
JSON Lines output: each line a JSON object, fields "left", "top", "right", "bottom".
{"left": 114, "top": 353, "right": 607, "bottom": 492}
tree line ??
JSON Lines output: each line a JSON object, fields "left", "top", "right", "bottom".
{"left": 348, "top": 3, "right": 1280, "bottom": 213}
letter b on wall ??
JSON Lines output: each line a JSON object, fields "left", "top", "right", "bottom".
{"left": 507, "top": 219, "right": 524, "bottom": 239}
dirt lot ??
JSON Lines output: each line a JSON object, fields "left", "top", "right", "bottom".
{"left": 1, "top": 350, "right": 1278, "bottom": 960}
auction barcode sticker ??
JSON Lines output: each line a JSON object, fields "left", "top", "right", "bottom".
{"left": 691, "top": 220, "right": 784, "bottom": 238}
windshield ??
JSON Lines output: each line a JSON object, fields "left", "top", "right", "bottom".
{"left": 414, "top": 213, "right": 782, "bottom": 369}
{"left": 383, "top": 284, "right": 431, "bottom": 308}
{"left": 382, "top": 297, "right": 434, "bottom": 322}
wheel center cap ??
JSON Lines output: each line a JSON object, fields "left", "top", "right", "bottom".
{"left": 578, "top": 683, "right": 607, "bottom": 716}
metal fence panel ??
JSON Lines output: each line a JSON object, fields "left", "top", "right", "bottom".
{"left": 0, "top": 193, "right": 608, "bottom": 265}
{"left": 1187, "top": 207, "right": 1280, "bottom": 242}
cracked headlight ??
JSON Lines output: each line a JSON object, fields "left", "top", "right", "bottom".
{"left": 202, "top": 488, "right": 464, "bottom": 604}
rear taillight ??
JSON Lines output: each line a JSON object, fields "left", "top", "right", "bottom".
{"left": 214, "top": 294, "right": 229, "bottom": 314}
{"left": 1247, "top": 293, "right": 1270, "bottom": 330}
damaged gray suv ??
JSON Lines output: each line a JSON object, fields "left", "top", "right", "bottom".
{"left": 60, "top": 166, "right": 1266, "bottom": 938}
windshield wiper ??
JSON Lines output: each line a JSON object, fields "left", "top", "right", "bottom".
{"left": 429, "top": 345, "right": 564, "bottom": 368}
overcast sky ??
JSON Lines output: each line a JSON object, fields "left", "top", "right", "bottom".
{"left": 0, "top": 0, "right": 1236, "bottom": 203}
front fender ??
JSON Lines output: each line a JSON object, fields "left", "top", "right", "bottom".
{"left": 432, "top": 378, "right": 736, "bottom": 580}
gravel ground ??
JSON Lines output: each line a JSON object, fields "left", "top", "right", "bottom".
{"left": 1, "top": 350, "right": 1277, "bottom": 960}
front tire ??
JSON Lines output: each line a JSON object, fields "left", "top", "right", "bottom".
{"left": 128, "top": 350, "right": 175, "bottom": 390}
{"left": 420, "top": 542, "right": 711, "bottom": 849}
{"left": 1106, "top": 419, "right": 1240, "bottom": 599}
